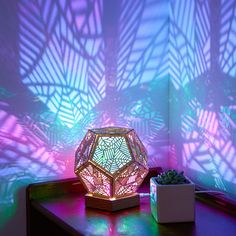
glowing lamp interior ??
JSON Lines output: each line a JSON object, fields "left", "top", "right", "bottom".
{"left": 74, "top": 127, "right": 149, "bottom": 199}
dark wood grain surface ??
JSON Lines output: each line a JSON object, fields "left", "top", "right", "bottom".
{"left": 27, "top": 168, "right": 236, "bottom": 236}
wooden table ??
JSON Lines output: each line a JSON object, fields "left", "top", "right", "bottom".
{"left": 26, "top": 170, "right": 236, "bottom": 236}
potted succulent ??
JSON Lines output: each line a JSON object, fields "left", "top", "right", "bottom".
{"left": 150, "top": 170, "right": 195, "bottom": 223}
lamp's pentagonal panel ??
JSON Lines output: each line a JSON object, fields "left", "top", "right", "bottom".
{"left": 114, "top": 162, "right": 148, "bottom": 197}
{"left": 75, "top": 130, "right": 96, "bottom": 170}
{"left": 126, "top": 130, "right": 148, "bottom": 168}
{"left": 78, "top": 164, "right": 111, "bottom": 197}
{"left": 92, "top": 136, "right": 132, "bottom": 174}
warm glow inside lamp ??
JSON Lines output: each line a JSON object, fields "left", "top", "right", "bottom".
{"left": 74, "top": 127, "right": 149, "bottom": 211}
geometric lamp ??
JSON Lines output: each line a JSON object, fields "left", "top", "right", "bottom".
{"left": 74, "top": 127, "right": 149, "bottom": 211}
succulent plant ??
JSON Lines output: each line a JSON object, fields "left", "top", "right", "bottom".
{"left": 156, "top": 170, "right": 188, "bottom": 185}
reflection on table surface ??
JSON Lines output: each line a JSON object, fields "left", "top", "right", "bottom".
{"left": 39, "top": 191, "right": 236, "bottom": 236}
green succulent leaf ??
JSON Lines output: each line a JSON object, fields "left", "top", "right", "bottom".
{"left": 156, "top": 170, "right": 188, "bottom": 185}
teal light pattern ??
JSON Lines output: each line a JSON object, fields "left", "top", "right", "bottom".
{"left": 93, "top": 137, "right": 132, "bottom": 174}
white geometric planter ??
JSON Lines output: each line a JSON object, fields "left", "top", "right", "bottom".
{"left": 150, "top": 177, "right": 195, "bottom": 223}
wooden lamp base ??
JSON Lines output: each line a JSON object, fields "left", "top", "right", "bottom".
{"left": 85, "top": 193, "right": 140, "bottom": 212}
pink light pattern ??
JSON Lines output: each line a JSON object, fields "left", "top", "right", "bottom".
{"left": 75, "top": 130, "right": 96, "bottom": 168}
{"left": 114, "top": 162, "right": 147, "bottom": 197}
{"left": 79, "top": 164, "right": 111, "bottom": 197}
{"left": 182, "top": 106, "right": 236, "bottom": 191}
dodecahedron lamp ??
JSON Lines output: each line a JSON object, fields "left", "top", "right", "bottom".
{"left": 74, "top": 127, "right": 149, "bottom": 211}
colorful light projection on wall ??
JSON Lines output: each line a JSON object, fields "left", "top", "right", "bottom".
{"left": 18, "top": 0, "right": 170, "bottom": 130}
{"left": 19, "top": 0, "right": 105, "bottom": 128}
{"left": 169, "top": 0, "right": 210, "bottom": 90}
{"left": 0, "top": 101, "right": 67, "bottom": 228}
{"left": 116, "top": 0, "right": 169, "bottom": 91}
{"left": 1, "top": 0, "right": 236, "bottom": 233}
{"left": 75, "top": 127, "right": 148, "bottom": 202}
{"left": 219, "top": 0, "right": 236, "bottom": 77}
{"left": 17, "top": 0, "right": 169, "bottom": 165}
{"left": 169, "top": 0, "right": 236, "bottom": 199}
{"left": 0, "top": 0, "right": 169, "bottom": 223}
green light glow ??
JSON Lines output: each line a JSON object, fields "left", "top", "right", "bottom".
{"left": 85, "top": 217, "right": 110, "bottom": 235}
{"left": 92, "top": 136, "right": 132, "bottom": 174}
